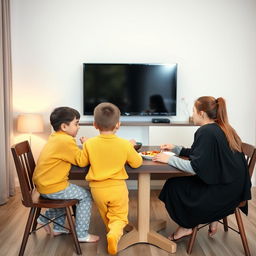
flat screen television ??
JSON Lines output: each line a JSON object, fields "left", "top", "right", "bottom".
{"left": 83, "top": 63, "right": 177, "bottom": 116}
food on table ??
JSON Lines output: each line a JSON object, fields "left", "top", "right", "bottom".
{"left": 141, "top": 150, "right": 160, "bottom": 157}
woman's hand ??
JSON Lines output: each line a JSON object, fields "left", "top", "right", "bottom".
{"left": 80, "top": 136, "right": 88, "bottom": 144}
{"left": 152, "top": 152, "right": 171, "bottom": 163}
{"left": 160, "top": 144, "right": 175, "bottom": 151}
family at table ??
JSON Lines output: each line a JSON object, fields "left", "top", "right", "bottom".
{"left": 32, "top": 96, "right": 251, "bottom": 255}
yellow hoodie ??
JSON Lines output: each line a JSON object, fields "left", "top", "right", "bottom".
{"left": 33, "top": 131, "right": 87, "bottom": 194}
{"left": 84, "top": 134, "right": 143, "bottom": 187}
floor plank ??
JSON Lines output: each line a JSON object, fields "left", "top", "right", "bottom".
{"left": 0, "top": 188, "right": 255, "bottom": 256}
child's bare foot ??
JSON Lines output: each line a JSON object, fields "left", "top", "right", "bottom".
{"left": 78, "top": 234, "right": 100, "bottom": 243}
{"left": 37, "top": 219, "right": 51, "bottom": 235}
{"left": 53, "top": 229, "right": 70, "bottom": 236}
{"left": 208, "top": 221, "right": 218, "bottom": 237}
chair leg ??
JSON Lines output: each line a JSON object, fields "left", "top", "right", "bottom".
{"left": 72, "top": 205, "right": 76, "bottom": 216}
{"left": 66, "top": 206, "right": 82, "bottom": 255}
{"left": 223, "top": 217, "right": 228, "bottom": 232}
{"left": 31, "top": 207, "right": 41, "bottom": 232}
{"left": 187, "top": 226, "right": 198, "bottom": 254}
{"left": 234, "top": 208, "right": 251, "bottom": 256}
{"left": 19, "top": 207, "right": 36, "bottom": 256}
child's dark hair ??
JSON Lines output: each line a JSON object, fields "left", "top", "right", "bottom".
{"left": 50, "top": 107, "right": 80, "bottom": 131}
{"left": 94, "top": 102, "right": 120, "bottom": 131}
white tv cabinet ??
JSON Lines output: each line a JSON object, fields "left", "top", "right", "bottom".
{"left": 77, "top": 121, "right": 198, "bottom": 148}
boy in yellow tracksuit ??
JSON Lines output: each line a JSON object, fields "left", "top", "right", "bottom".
{"left": 81, "top": 102, "right": 143, "bottom": 255}
{"left": 33, "top": 107, "right": 99, "bottom": 242}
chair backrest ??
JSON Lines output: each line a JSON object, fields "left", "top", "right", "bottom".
{"left": 242, "top": 142, "right": 256, "bottom": 178}
{"left": 11, "top": 141, "right": 36, "bottom": 207}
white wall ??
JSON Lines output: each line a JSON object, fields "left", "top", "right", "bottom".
{"left": 10, "top": 0, "right": 256, "bottom": 184}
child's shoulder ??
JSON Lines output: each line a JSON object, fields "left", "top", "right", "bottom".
{"left": 86, "top": 135, "right": 130, "bottom": 146}
{"left": 115, "top": 137, "right": 133, "bottom": 149}
{"left": 50, "top": 132, "right": 75, "bottom": 143}
{"left": 86, "top": 136, "right": 98, "bottom": 143}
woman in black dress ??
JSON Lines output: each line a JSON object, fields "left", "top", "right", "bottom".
{"left": 153, "top": 96, "right": 251, "bottom": 241}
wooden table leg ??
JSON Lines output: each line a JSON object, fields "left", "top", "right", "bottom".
{"left": 138, "top": 173, "right": 150, "bottom": 241}
{"left": 118, "top": 173, "right": 177, "bottom": 253}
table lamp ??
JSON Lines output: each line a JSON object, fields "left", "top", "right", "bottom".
{"left": 17, "top": 114, "right": 44, "bottom": 146}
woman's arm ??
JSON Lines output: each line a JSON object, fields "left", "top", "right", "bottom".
{"left": 153, "top": 153, "right": 195, "bottom": 174}
{"left": 179, "top": 147, "right": 192, "bottom": 157}
{"left": 171, "top": 145, "right": 182, "bottom": 156}
{"left": 160, "top": 144, "right": 190, "bottom": 157}
{"left": 168, "top": 156, "right": 195, "bottom": 174}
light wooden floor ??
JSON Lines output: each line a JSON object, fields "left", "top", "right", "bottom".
{"left": 0, "top": 188, "right": 255, "bottom": 256}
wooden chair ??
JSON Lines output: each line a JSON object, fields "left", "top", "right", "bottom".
{"left": 11, "top": 141, "right": 82, "bottom": 256}
{"left": 186, "top": 142, "right": 256, "bottom": 255}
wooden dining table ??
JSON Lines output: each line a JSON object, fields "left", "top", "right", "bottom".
{"left": 69, "top": 146, "right": 190, "bottom": 253}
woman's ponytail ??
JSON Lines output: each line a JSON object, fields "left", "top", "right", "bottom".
{"left": 215, "top": 97, "right": 242, "bottom": 152}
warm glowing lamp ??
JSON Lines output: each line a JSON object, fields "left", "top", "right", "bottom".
{"left": 17, "top": 114, "right": 44, "bottom": 145}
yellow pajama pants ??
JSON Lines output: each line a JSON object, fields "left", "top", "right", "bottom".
{"left": 90, "top": 180, "right": 129, "bottom": 241}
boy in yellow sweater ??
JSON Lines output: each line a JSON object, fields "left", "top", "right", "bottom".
{"left": 33, "top": 107, "right": 99, "bottom": 242}
{"left": 80, "top": 102, "right": 143, "bottom": 255}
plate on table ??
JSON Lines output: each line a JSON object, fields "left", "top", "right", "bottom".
{"left": 140, "top": 150, "right": 175, "bottom": 160}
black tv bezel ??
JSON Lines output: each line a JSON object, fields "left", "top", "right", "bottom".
{"left": 83, "top": 63, "right": 177, "bottom": 116}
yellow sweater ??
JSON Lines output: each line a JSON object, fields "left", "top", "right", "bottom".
{"left": 85, "top": 134, "right": 143, "bottom": 187}
{"left": 33, "top": 131, "right": 87, "bottom": 194}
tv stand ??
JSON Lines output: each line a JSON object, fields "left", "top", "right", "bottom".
{"left": 79, "top": 121, "right": 194, "bottom": 126}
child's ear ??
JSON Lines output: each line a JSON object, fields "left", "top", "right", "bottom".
{"left": 93, "top": 121, "right": 99, "bottom": 130}
{"left": 115, "top": 121, "right": 121, "bottom": 130}
{"left": 60, "top": 123, "right": 67, "bottom": 131}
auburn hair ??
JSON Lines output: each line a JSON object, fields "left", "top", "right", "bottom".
{"left": 194, "top": 96, "right": 242, "bottom": 152}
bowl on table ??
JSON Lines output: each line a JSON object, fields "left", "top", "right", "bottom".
{"left": 134, "top": 142, "right": 142, "bottom": 151}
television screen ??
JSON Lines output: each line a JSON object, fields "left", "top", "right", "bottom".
{"left": 83, "top": 63, "right": 177, "bottom": 116}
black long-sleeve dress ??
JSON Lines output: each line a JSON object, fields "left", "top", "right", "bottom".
{"left": 159, "top": 123, "right": 251, "bottom": 228}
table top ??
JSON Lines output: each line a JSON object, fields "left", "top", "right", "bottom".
{"left": 69, "top": 146, "right": 190, "bottom": 180}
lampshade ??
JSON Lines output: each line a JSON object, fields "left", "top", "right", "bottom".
{"left": 17, "top": 114, "right": 44, "bottom": 133}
